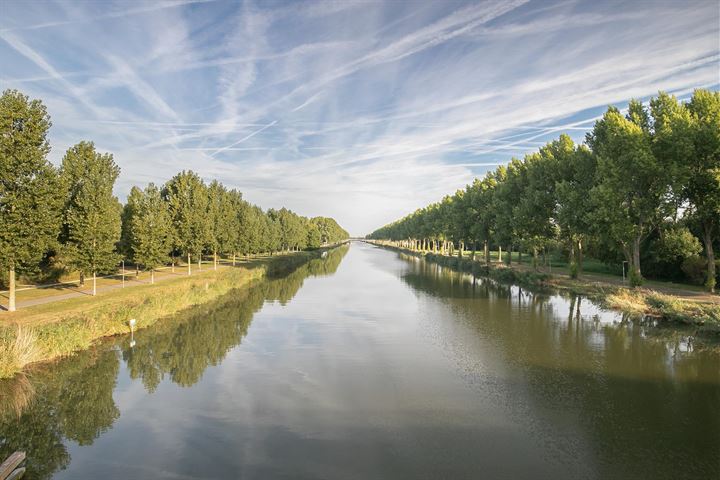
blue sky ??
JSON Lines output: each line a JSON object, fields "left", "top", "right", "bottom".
{"left": 1, "top": 0, "right": 718, "bottom": 235}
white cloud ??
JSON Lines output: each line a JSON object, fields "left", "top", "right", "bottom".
{"left": 0, "top": 0, "right": 718, "bottom": 236}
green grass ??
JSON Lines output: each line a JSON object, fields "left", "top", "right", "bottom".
{"left": 388, "top": 244, "right": 720, "bottom": 330}
{"left": 458, "top": 250, "right": 705, "bottom": 292}
{"left": 0, "top": 251, "right": 323, "bottom": 379}
{"left": 0, "top": 255, "right": 282, "bottom": 306}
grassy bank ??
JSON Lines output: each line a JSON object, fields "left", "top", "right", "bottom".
{"left": 0, "top": 251, "right": 322, "bottom": 379}
{"left": 378, "top": 244, "right": 720, "bottom": 332}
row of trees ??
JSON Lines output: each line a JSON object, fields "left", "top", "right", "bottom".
{"left": 369, "top": 89, "right": 719, "bottom": 291}
{"left": 0, "top": 89, "right": 349, "bottom": 311}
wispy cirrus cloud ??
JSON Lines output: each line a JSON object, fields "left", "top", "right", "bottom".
{"left": 1, "top": 0, "right": 718, "bottom": 235}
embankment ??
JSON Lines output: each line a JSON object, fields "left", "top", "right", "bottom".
{"left": 0, "top": 251, "right": 325, "bottom": 378}
{"left": 368, "top": 242, "right": 720, "bottom": 333}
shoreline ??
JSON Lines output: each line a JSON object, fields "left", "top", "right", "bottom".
{"left": 367, "top": 241, "right": 720, "bottom": 335}
{"left": 0, "top": 250, "right": 331, "bottom": 379}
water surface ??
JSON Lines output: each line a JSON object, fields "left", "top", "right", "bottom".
{"left": 2, "top": 242, "right": 718, "bottom": 479}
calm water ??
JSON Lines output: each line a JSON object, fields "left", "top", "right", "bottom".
{"left": 1, "top": 242, "right": 719, "bottom": 479}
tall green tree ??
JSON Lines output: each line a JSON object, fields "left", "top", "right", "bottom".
{"left": 305, "top": 219, "right": 322, "bottom": 249}
{"left": 125, "top": 184, "right": 172, "bottom": 284}
{"left": 686, "top": 90, "right": 720, "bottom": 292}
{"left": 515, "top": 146, "right": 560, "bottom": 269}
{"left": 162, "top": 171, "right": 209, "bottom": 274}
{"left": 554, "top": 140, "right": 596, "bottom": 277}
{"left": 467, "top": 173, "right": 497, "bottom": 263}
{"left": 225, "top": 189, "right": 245, "bottom": 264}
{"left": 0, "top": 90, "right": 63, "bottom": 311}
{"left": 492, "top": 161, "right": 522, "bottom": 263}
{"left": 60, "top": 141, "right": 121, "bottom": 295}
{"left": 652, "top": 90, "right": 720, "bottom": 292}
{"left": 587, "top": 102, "right": 670, "bottom": 286}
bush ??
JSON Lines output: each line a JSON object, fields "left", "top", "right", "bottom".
{"left": 681, "top": 256, "right": 706, "bottom": 285}
{"left": 569, "top": 262, "right": 579, "bottom": 279}
{"left": 657, "top": 227, "right": 702, "bottom": 262}
{"left": 629, "top": 268, "right": 644, "bottom": 287}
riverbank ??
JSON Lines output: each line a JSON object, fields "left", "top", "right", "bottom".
{"left": 0, "top": 251, "right": 326, "bottom": 379}
{"left": 368, "top": 242, "right": 720, "bottom": 333}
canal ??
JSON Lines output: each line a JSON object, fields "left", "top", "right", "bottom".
{"left": 1, "top": 242, "right": 718, "bottom": 479}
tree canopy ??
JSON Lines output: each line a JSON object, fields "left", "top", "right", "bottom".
{"left": 369, "top": 89, "right": 719, "bottom": 291}
{"left": 0, "top": 89, "right": 63, "bottom": 310}
{"left": 0, "top": 89, "right": 349, "bottom": 307}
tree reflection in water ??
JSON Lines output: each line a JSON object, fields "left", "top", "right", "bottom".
{"left": 399, "top": 255, "right": 720, "bottom": 479}
{"left": 0, "top": 246, "right": 348, "bottom": 480}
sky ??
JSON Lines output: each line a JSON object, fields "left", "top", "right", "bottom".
{"left": 1, "top": 0, "right": 718, "bottom": 236}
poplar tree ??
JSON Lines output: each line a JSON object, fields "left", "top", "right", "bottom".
{"left": 467, "top": 173, "right": 497, "bottom": 264}
{"left": 0, "top": 89, "right": 63, "bottom": 311}
{"left": 60, "top": 141, "right": 121, "bottom": 295}
{"left": 653, "top": 90, "right": 720, "bottom": 292}
{"left": 306, "top": 219, "right": 322, "bottom": 249}
{"left": 127, "top": 184, "right": 172, "bottom": 284}
{"left": 587, "top": 102, "right": 670, "bottom": 286}
{"left": 207, "top": 181, "right": 238, "bottom": 269}
{"left": 162, "top": 171, "right": 209, "bottom": 274}
{"left": 686, "top": 90, "right": 720, "bottom": 292}
{"left": 554, "top": 142, "right": 596, "bottom": 277}
{"left": 226, "top": 189, "right": 244, "bottom": 264}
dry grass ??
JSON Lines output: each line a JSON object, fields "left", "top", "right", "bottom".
{"left": 0, "top": 373, "right": 35, "bottom": 419}
{"left": 0, "top": 327, "right": 43, "bottom": 378}
{"left": 0, "top": 251, "right": 323, "bottom": 379}
{"left": 0, "top": 265, "right": 265, "bottom": 378}
{"left": 605, "top": 289, "right": 651, "bottom": 317}
{"left": 388, "top": 244, "right": 720, "bottom": 328}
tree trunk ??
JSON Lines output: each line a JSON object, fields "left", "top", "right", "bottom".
{"left": 187, "top": 253, "right": 191, "bottom": 275}
{"left": 8, "top": 266, "right": 16, "bottom": 312}
{"left": 171, "top": 255, "right": 175, "bottom": 273}
{"left": 498, "top": 245, "right": 502, "bottom": 264}
{"left": 631, "top": 235, "right": 642, "bottom": 286}
{"left": 577, "top": 238, "right": 584, "bottom": 276}
{"left": 568, "top": 296, "right": 576, "bottom": 329}
{"left": 484, "top": 240, "right": 489, "bottom": 265}
{"left": 703, "top": 222, "right": 716, "bottom": 293}
{"left": 569, "top": 239, "right": 577, "bottom": 279}
{"left": 151, "top": 269, "right": 154, "bottom": 284}
{"left": 92, "top": 272, "right": 97, "bottom": 296}
{"left": 214, "top": 250, "right": 217, "bottom": 270}
{"left": 576, "top": 296, "right": 582, "bottom": 320}
{"left": 79, "top": 271, "right": 85, "bottom": 286}
{"left": 507, "top": 245, "right": 512, "bottom": 265}
{"left": 233, "top": 253, "right": 236, "bottom": 266}
{"left": 533, "top": 247, "right": 538, "bottom": 271}
{"left": 198, "top": 256, "right": 202, "bottom": 271}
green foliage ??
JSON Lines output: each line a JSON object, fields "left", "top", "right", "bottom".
{"left": 628, "top": 267, "right": 644, "bottom": 287}
{"left": 680, "top": 256, "right": 707, "bottom": 285}
{"left": 207, "top": 181, "right": 240, "bottom": 256}
{"left": 125, "top": 183, "right": 172, "bottom": 268}
{"left": 656, "top": 227, "right": 702, "bottom": 263}
{"left": 60, "top": 141, "right": 122, "bottom": 276}
{"left": 369, "top": 89, "right": 719, "bottom": 291}
{"left": 162, "top": 170, "right": 210, "bottom": 261}
{"left": 0, "top": 90, "right": 63, "bottom": 276}
{"left": 0, "top": 88, "right": 349, "bottom": 299}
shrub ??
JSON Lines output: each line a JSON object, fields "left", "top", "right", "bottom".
{"left": 681, "top": 256, "right": 707, "bottom": 285}
{"left": 629, "top": 268, "right": 644, "bottom": 287}
{"left": 569, "top": 262, "right": 579, "bottom": 279}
